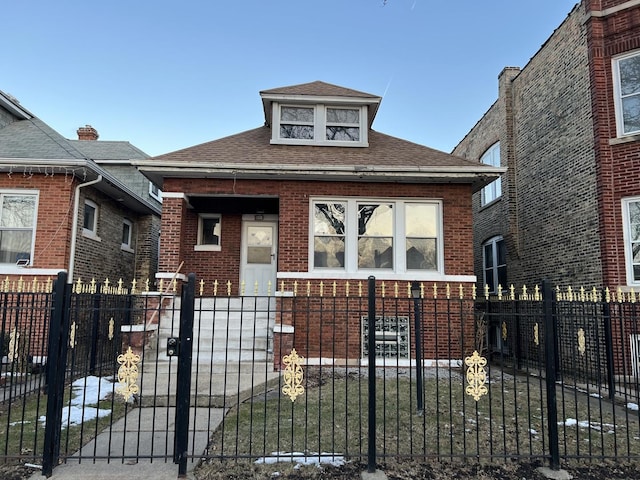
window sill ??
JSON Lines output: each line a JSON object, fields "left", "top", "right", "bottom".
{"left": 121, "top": 245, "right": 135, "bottom": 254}
{"left": 194, "top": 245, "right": 221, "bottom": 252}
{"left": 609, "top": 134, "right": 640, "bottom": 145}
{"left": 270, "top": 139, "right": 368, "bottom": 148}
{"left": 82, "top": 230, "right": 101, "bottom": 242}
{"left": 479, "top": 197, "right": 501, "bottom": 212}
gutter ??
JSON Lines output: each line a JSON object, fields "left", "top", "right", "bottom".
{"left": 68, "top": 175, "right": 102, "bottom": 283}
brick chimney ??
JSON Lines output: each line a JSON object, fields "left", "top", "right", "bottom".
{"left": 77, "top": 125, "right": 99, "bottom": 141}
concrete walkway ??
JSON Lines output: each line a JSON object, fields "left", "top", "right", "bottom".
{"left": 30, "top": 405, "right": 225, "bottom": 479}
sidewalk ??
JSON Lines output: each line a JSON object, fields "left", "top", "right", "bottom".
{"left": 29, "top": 405, "right": 225, "bottom": 479}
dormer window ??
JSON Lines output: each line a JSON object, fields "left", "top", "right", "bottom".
{"left": 272, "top": 103, "right": 368, "bottom": 147}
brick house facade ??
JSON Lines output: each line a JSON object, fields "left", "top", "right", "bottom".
{"left": 0, "top": 91, "right": 161, "bottom": 287}
{"left": 453, "top": 0, "right": 640, "bottom": 291}
{"left": 138, "top": 81, "right": 503, "bottom": 363}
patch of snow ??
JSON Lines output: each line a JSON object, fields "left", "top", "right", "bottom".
{"left": 256, "top": 452, "right": 345, "bottom": 467}
{"left": 627, "top": 403, "right": 639, "bottom": 411}
{"left": 529, "top": 429, "right": 538, "bottom": 435}
{"left": 38, "top": 376, "right": 114, "bottom": 429}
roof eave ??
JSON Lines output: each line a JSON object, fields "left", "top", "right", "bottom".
{"left": 136, "top": 162, "right": 506, "bottom": 192}
{"left": 0, "top": 158, "right": 161, "bottom": 216}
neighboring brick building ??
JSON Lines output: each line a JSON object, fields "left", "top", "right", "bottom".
{"left": 0, "top": 91, "right": 161, "bottom": 287}
{"left": 136, "top": 81, "right": 503, "bottom": 363}
{"left": 453, "top": 0, "right": 640, "bottom": 291}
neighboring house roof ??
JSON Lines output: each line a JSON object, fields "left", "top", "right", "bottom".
{"left": 70, "top": 140, "right": 150, "bottom": 163}
{"left": 0, "top": 90, "right": 160, "bottom": 216}
{"left": 136, "top": 81, "right": 504, "bottom": 191}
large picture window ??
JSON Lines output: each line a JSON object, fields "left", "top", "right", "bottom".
{"left": 613, "top": 52, "right": 640, "bottom": 137}
{"left": 0, "top": 192, "right": 37, "bottom": 265}
{"left": 480, "top": 143, "right": 502, "bottom": 206}
{"left": 623, "top": 198, "right": 640, "bottom": 285}
{"left": 311, "top": 198, "right": 441, "bottom": 274}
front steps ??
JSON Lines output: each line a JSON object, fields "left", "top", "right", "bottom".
{"left": 139, "top": 296, "right": 281, "bottom": 407}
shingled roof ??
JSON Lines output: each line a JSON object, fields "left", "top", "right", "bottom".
{"left": 136, "top": 81, "right": 505, "bottom": 191}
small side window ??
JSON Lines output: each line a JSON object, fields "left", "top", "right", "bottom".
{"left": 122, "top": 219, "right": 133, "bottom": 251}
{"left": 195, "top": 214, "right": 221, "bottom": 251}
{"left": 149, "top": 183, "right": 162, "bottom": 202}
{"left": 83, "top": 200, "right": 99, "bottom": 238}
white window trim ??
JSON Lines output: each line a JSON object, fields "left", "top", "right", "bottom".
{"left": 622, "top": 197, "right": 640, "bottom": 286}
{"left": 121, "top": 219, "right": 134, "bottom": 252}
{"left": 149, "top": 183, "right": 162, "bottom": 202}
{"left": 0, "top": 190, "right": 39, "bottom": 266}
{"left": 195, "top": 213, "right": 222, "bottom": 252}
{"left": 82, "top": 199, "right": 100, "bottom": 241}
{"left": 271, "top": 102, "right": 369, "bottom": 147}
{"left": 480, "top": 143, "right": 502, "bottom": 206}
{"left": 308, "top": 197, "right": 444, "bottom": 276}
{"left": 612, "top": 51, "right": 640, "bottom": 138}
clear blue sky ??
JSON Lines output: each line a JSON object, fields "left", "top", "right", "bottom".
{"left": 3, "top": 0, "right": 578, "bottom": 157}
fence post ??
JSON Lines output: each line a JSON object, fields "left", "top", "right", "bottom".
{"left": 175, "top": 273, "right": 195, "bottom": 477}
{"left": 42, "top": 272, "right": 71, "bottom": 478}
{"left": 542, "top": 280, "right": 560, "bottom": 470}
{"left": 89, "top": 286, "right": 101, "bottom": 375}
{"left": 366, "top": 276, "right": 377, "bottom": 474}
{"left": 411, "top": 281, "right": 424, "bottom": 414}
{"left": 601, "top": 295, "right": 616, "bottom": 401}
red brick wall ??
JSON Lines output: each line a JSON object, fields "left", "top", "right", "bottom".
{"left": 586, "top": 0, "right": 640, "bottom": 286}
{"left": 0, "top": 175, "right": 74, "bottom": 270}
{"left": 160, "top": 178, "right": 474, "bottom": 288}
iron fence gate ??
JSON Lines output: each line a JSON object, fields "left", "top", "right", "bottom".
{"left": 0, "top": 273, "right": 639, "bottom": 477}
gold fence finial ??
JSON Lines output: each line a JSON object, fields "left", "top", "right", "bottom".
{"left": 472, "top": 284, "right": 477, "bottom": 300}
{"left": 345, "top": 281, "right": 350, "bottom": 297}
{"left": 227, "top": 280, "right": 232, "bottom": 296}
{"left": 483, "top": 284, "right": 489, "bottom": 300}
{"left": 381, "top": 281, "right": 386, "bottom": 298}
{"left": 459, "top": 284, "right": 464, "bottom": 300}
{"left": 319, "top": 281, "right": 324, "bottom": 297}
{"left": 131, "top": 278, "right": 137, "bottom": 294}
{"left": 497, "top": 285, "right": 502, "bottom": 300}
{"left": 199, "top": 279, "right": 204, "bottom": 296}
{"left": 394, "top": 282, "right": 399, "bottom": 298}
{"left": 333, "top": 281, "right": 337, "bottom": 297}
{"left": 433, "top": 283, "right": 438, "bottom": 299}
{"left": 446, "top": 283, "right": 450, "bottom": 299}
{"left": 268, "top": 280, "right": 272, "bottom": 296}
{"left": 213, "top": 279, "right": 219, "bottom": 296}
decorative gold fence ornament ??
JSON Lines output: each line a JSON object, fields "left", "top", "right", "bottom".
{"left": 69, "top": 322, "right": 77, "bottom": 349}
{"left": 577, "top": 328, "right": 586, "bottom": 356}
{"left": 465, "top": 350, "right": 488, "bottom": 402}
{"left": 282, "top": 348, "right": 305, "bottom": 402}
{"left": 108, "top": 318, "right": 115, "bottom": 340}
{"left": 7, "top": 328, "right": 18, "bottom": 362}
{"left": 534, "top": 323, "right": 539, "bottom": 346}
{"left": 501, "top": 321, "right": 508, "bottom": 341}
{"left": 116, "top": 346, "right": 141, "bottom": 402}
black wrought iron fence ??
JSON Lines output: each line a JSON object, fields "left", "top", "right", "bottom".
{"left": 1, "top": 274, "right": 640, "bottom": 477}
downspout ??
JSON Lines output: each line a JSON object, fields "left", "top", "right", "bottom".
{"left": 68, "top": 175, "right": 102, "bottom": 283}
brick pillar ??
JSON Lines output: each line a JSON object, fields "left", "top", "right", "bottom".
{"left": 159, "top": 195, "right": 188, "bottom": 274}
{"left": 273, "top": 295, "right": 295, "bottom": 370}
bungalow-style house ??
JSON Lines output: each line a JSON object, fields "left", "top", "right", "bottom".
{"left": 136, "top": 81, "right": 503, "bottom": 365}
{"left": 453, "top": 0, "right": 640, "bottom": 292}
{"left": 0, "top": 90, "right": 161, "bottom": 286}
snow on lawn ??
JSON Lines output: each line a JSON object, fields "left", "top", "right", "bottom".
{"left": 255, "top": 452, "right": 345, "bottom": 467}
{"left": 39, "top": 376, "right": 114, "bottom": 429}
{"left": 627, "top": 403, "right": 639, "bottom": 411}
{"left": 559, "top": 418, "right": 615, "bottom": 432}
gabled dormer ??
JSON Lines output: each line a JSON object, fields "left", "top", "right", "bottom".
{"left": 260, "top": 81, "right": 382, "bottom": 148}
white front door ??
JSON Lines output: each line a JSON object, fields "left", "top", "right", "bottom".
{"left": 240, "top": 219, "right": 278, "bottom": 296}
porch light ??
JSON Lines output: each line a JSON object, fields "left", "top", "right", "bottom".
{"left": 411, "top": 281, "right": 421, "bottom": 299}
